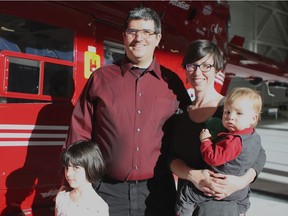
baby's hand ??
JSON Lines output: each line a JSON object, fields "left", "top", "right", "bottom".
{"left": 200, "top": 128, "right": 212, "bottom": 142}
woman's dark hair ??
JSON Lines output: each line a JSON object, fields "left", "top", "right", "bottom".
{"left": 60, "top": 140, "right": 106, "bottom": 183}
{"left": 123, "top": 7, "right": 161, "bottom": 34}
{"left": 182, "top": 39, "right": 224, "bottom": 72}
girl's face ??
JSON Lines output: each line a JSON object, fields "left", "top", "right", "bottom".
{"left": 222, "top": 98, "right": 257, "bottom": 132}
{"left": 186, "top": 54, "right": 217, "bottom": 93}
{"left": 64, "top": 162, "right": 89, "bottom": 189}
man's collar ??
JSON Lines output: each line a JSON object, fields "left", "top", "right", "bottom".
{"left": 120, "top": 56, "right": 161, "bottom": 79}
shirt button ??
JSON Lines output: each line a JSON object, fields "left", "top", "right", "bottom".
{"left": 137, "top": 128, "right": 141, "bottom": 132}
{"left": 137, "top": 110, "right": 141, "bottom": 114}
{"left": 136, "top": 147, "right": 140, "bottom": 151}
{"left": 134, "top": 165, "right": 138, "bottom": 170}
{"left": 139, "top": 93, "right": 142, "bottom": 96}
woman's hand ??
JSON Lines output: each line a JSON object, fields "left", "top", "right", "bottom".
{"left": 188, "top": 169, "right": 217, "bottom": 197}
{"left": 189, "top": 170, "right": 252, "bottom": 200}
{"left": 209, "top": 169, "right": 256, "bottom": 200}
{"left": 209, "top": 173, "right": 242, "bottom": 199}
{"left": 171, "top": 159, "right": 257, "bottom": 199}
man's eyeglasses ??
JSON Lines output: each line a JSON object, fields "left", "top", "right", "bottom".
{"left": 185, "top": 63, "right": 215, "bottom": 73}
{"left": 125, "top": 29, "right": 158, "bottom": 39}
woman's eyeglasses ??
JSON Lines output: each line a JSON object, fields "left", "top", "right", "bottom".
{"left": 185, "top": 63, "right": 215, "bottom": 73}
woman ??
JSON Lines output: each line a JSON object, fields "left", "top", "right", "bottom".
{"left": 169, "top": 39, "right": 266, "bottom": 216}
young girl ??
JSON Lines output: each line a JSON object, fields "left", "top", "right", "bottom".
{"left": 55, "top": 141, "right": 108, "bottom": 216}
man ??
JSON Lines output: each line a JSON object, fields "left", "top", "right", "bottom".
{"left": 65, "top": 7, "right": 191, "bottom": 216}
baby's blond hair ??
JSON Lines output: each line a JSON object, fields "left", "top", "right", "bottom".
{"left": 225, "top": 87, "right": 262, "bottom": 127}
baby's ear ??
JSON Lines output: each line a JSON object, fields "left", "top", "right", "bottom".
{"left": 252, "top": 114, "right": 258, "bottom": 125}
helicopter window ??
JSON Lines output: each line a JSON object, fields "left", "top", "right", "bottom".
{"left": 104, "top": 40, "right": 125, "bottom": 65}
{"left": 0, "top": 13, "right": 73, "bottom": 61}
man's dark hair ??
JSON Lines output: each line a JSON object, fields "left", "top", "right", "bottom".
{"left": 123, "top": 7, "right": 161, "bottom": 34}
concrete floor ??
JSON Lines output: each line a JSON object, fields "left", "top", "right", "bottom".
{"left": 248, "top": 116, "right": 288, "bottom": 215}
{"left": 248, "top": 191, "right": 288, "bottom": 216}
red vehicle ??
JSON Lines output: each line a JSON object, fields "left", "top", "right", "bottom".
{"left": 0, "top": 1, "right": 287, "bottom": 215}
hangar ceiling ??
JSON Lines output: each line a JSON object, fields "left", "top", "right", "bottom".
{"left": 228, "top": 1, "right": 288, "bottom": 63}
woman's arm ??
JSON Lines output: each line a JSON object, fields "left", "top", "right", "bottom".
{"left": 170, "top": 158, "right": 216, "bottom": 196}
{"left": 211, "top": 168, "right": 256, "bottom": 199}
{"left": 170, "top": 158, "right": 259, "bottom": 199}
{"left": 211, "top": 145, "right": 266, "bottom": 199}
{"left": 251, "top": 146, "right": 266, "bottom": 179}
{"left": 170, "top": 147, "right": 266, "bottom": 199}
{"left": 170, "top": 158, "right": 193, "bottom": 180}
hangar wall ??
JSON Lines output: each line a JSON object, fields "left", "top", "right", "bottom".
{"left": 228, "top": 1, "right": 288, "bottom": 63}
